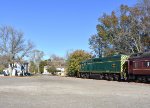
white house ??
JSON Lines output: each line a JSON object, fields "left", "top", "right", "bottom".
{"left": 56, "top": 67, "right": 65, "bottom": 76}
{"left": 43, "top": 66, "right": 50, "bottom": 74}
{"left": 3, "top": 62, "right": 29, "bottom": 76}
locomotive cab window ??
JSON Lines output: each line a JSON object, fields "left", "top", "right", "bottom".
{"left": 144, "top": 61, "right": 150, "bottom": 68}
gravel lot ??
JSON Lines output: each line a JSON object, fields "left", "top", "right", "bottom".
{"left": 0, "top": 75, "right": 150, "bottom": 108}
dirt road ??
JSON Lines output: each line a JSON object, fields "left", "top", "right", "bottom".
{"left": 0, "top": 76, "right": 150, "bottom": 108}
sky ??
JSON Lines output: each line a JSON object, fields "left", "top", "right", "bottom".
{"left": 0, "top": 0, "right": 137, "bottom": 59}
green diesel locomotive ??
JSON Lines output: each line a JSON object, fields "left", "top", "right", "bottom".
{"left": 79, "top": 54, "right": 129, "bottom": 81}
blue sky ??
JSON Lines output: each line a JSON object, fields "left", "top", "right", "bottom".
{"left": 0, "top": 0, "right": 137, "bottom": 59}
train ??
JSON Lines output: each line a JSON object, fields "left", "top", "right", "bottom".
{"left": 78, "top": 53, "right": 150, "bottom": 82}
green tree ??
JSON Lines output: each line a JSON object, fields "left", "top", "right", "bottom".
{"left": 47, "top": 66, "right": 60, "bottom": 75}
{"left": 89, "top": 34, "right": 108, "bottom": 57}
{"left": 89, "top": 0, "right": 150, "bottom": 56}
{"left": 0, "top": 64, "right": 5, "bottom": 74}
{"left": 66, "top": 50, "right": 91, "bottom": 77}
{"left": 39, "top": 60, "right": 48, "bottom": 73}
{"left": 29, "top": 61, "right": 37, "bottom": 74}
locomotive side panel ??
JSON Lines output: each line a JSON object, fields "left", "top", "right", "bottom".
{"left": 79, "top": 55, "right": 129, "bottom": 80}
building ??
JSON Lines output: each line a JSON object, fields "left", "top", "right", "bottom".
{"left": 3, "top": 62, "right": 29, "bottom": 76}
{"left": 56, "top": 67, "right": 65, "bottom": 76}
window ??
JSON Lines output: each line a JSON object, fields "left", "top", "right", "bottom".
{"left": 144, "top": 61, "right": 150, "bottom": 68}
{"left": 134, "top": 62, "right": 140, "bottom": 68}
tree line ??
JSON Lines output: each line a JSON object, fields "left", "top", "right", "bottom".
{"left": 25, "top": 52, "right": 66, "bottom": 75}
{"left": 89, "top": 0, "right": 150, "bottom": 57}
{"left": 0, "top": 25, "right": 65, "bottom": 74}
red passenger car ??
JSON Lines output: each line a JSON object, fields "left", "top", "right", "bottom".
{"left": 128, "top": 53, "right": 150, "bottom": 81}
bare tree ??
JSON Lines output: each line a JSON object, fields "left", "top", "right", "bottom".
{"left": 48, "top": 54, "right": 66, "bottom": 68}
{"left": 0, "top": 25, "right": 34, "bottom": 75}
{"left": 30, "top": 50, "right": 44, "bottom": 73}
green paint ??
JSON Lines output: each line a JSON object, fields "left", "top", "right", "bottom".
{"left": 80, "top": 55, "right": 129, "bottom": 74}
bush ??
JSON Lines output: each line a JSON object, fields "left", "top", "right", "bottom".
{"left": 47, "top": 66, "right": 61, "bottom": 75}
{"left": 66, "top": 50, "right": 91, "bottom": 77}
{"left": 0, "top": 68, "right": 4, "bottom": 74}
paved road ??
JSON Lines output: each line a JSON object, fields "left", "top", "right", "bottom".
{"left": 0, "top": 75, "right": 150, "bottom": 108}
